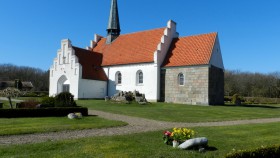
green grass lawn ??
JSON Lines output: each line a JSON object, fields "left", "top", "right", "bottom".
{"left": 0, "top": 100, "right": 12, "bottom": 109}
{"left": 0, "top": 97, "right": 42, "bottom": 109}
{"left": 77, "top": 100, "right": 280, "bottom": 122}
{"left": 1, "top": 99, "right": 280, "bottom": 157}
{"left": 0, "top": 116, "right": 127, "bottom": 136}
{"left": 1, "top": 122, "right": 279, "bottom": 158}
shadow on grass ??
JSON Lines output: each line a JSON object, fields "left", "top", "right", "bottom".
{"left": 186, "top": 146, "right": 218, "bottom": 152}
{"left": 87, "top": 115, "right": 98, "bottom": 117}
{"left": 205, "top": 146, "right": 218, "bottom": 151}
{"left": 219, "top": 104, "right": 280, "bottom": 109}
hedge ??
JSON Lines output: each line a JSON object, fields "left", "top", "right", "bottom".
{"left": 226, "top": 145, "right": 280, "bottom": 158}
{"left": 0, "top": 107, "right": 88, "bottom": 118}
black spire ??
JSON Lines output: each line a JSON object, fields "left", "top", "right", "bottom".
{"left": 106, "top": 0, "right": 121, "bottom": 44}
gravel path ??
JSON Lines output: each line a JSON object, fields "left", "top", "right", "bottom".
{"left": 1, "top": 109, "right": 280, "bottom": 145}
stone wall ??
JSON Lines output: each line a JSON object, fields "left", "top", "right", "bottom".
{"left": 161, "top": 66, "right": 210, "bottom": 105}
{"left": 208, "top": 65, "right": 224, "bottom": 105}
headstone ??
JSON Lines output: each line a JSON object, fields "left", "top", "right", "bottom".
{"left": 105, "top": 96, "right": 110, "bottom": 101}
{"left": 178, "top": 137, "right": 208, "bottom": 149}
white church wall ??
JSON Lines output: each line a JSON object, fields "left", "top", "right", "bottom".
{"left": 209, "top": 35, "right": 224, "bottom": 69}
{"left": 78, "top": 79, "right": 107, "bottom": 99}
{"left": 49, "top": 39, "right": 81, "bottom": 99}
{"left": 49, "top": 39, "right": 107, "bottom": 100}
{"left": 104, "top": 63, "right": 159, "bottom": 101}
{"left": 154, "top": 20, "right": 179, "bottom": 66}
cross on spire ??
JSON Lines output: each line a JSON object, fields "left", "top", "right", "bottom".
{"left": 106, "top": 0, "right": 121, "bottom": 44}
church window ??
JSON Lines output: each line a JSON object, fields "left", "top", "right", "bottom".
{"left": 136, "top": 70, "right": 143, "bottom": 85}
{"left": 178, "top": 73, "right": 184, "bottom": 86}
{"left": 116, "top": 71, "right": 122, "bottom": 84}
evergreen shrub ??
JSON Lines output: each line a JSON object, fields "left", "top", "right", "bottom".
{"left": 54, "top": 92, "right": 76, "bottom": 107}
{"left": 41, "top": 96, "right": 55, "bottom": 107}
{"left": 232, "top": 94, "right": 243, "bottom": 105}
{"left": 226, "top": 145, "right": 280, "bottom": 158}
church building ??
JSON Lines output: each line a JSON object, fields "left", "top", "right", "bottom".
{"left": 49, "top": 0, "right": 224, "bottom": 105}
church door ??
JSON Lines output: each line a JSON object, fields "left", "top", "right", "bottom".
{"left": 63, "top": 84, "right": 70, "bottom": 92}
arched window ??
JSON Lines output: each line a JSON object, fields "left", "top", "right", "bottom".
{"left": 136, "top": 70, "right": 143, "bottom": 85}
{"left": 115, "top": 71, "right": 122, "bottom": 84}
{"left": 178, "top": 73, "right": 184, "bottom": 86}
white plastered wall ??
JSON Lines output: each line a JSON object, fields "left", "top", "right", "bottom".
{"left": 49, "top": 39, "right": 107, "bottom": 99}
{"left": 104, "top": 63, "right": 158, "bottom": 101}
{"left": 209, "top": 35, "right": 224, "bottom": 69}
{"left": 49, "top": 39, "right": 79, "bottom": 98}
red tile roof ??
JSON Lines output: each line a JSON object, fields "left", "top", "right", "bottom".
{"left": 73, "top": 47, "right": 108, "bottom": 81}
{"left": 93, "top": 28, "right": 165, "bottom": 66}
{"left": 73, "top": 31, "right": 217, "bottom": 81}
{"left": 162, "top": 32, "right": 217, "bottom": 67}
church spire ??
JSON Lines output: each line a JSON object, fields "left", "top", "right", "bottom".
{"left": 106, "top": 0, "right": 121, "bottom": 44}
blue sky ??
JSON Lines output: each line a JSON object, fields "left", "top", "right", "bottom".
{"left": 0, "top": 0, "right": 280, "bottom": 73}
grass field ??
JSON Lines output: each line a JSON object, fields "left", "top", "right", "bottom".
{"left": 1, "top": 99, "right": 280, "bottom": 157}
{"left": 0, "top": 116, "right": 127, "bottom": 136}
{"left": 0, "top": 122, "right": 279, "bottom": 158}
{"left": 77, "top": 100, "right": 280, "bottom": 122}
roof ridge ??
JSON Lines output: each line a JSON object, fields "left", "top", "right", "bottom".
{"left": 118, "top": 27, "right": 166, "bottom": 36}
{"left": 179, "top": 32, "right": 217, "bottom": 39}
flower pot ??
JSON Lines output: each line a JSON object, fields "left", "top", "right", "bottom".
{"left": 172, "top": 140, "right": 179, "bottom": 148}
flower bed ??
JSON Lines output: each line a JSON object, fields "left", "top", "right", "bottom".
{"left": 163, "top": 127, "right": 195, "bottom": 145}
{"left": 163, "top": 127, "right": 208, "bottom": 150}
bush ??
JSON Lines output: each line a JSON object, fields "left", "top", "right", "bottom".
{"left": 14, "top": 92, "right": 77, "bottom": 109}
{"left": 226, "top": 145, "right": 280, "bottom": 158}
{"left": 0, "top": 107, "right": 88, "bottom": 118}
{"left": 21, "top": 91, "right": 49, "bottom": 97}
{"left": 41, "top": 96, "right": 55, "bottom": 107}
{"left": 124, "top": 91, "right": 134, "bottom": 102}
{"left": 54, "top": 92, "right": 76, "bottom": 107}
{"left": 232, "top": 94, "right": 243, "bottom": 105}
{"left": 16, "top": 99, "right": 40, "bottom": 108}
{"left": 243, "top": 97, "right": 280, "bottom": 105}
{"left": 21, "top": 92, "right": 38, "bottom": 97}
{"left": 224, "top": 96, "right": 232, "bottom": 102}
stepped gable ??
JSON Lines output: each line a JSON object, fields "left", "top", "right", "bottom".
{"left": 162, "top": 32, "right": 217, "bottom": 67}
{"left": 93, "top": 28, "right": 165, "bottom": 66}
{"left": 73, "top": 46, "right": 107, "bottom": 81}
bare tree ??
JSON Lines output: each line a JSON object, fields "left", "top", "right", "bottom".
{"left": 225, "top": 70, "right": 280, "bottom": 98}
{"left": 0, "top": 64, "right": 49, "bottom": 91}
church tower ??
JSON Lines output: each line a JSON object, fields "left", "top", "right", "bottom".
{"left": 106, "top": 0, "right": 121, "bottom": 44}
